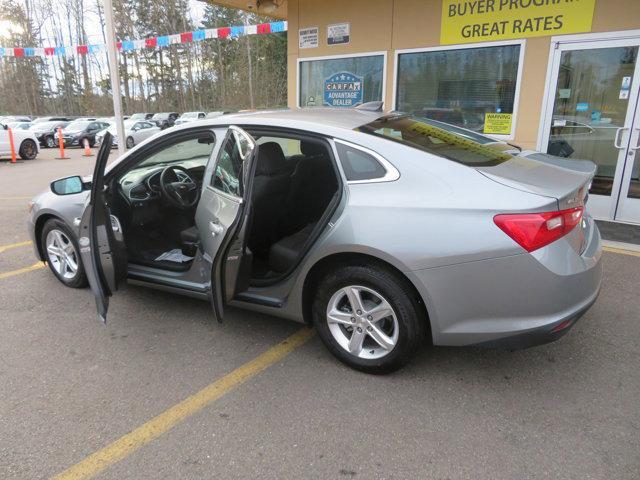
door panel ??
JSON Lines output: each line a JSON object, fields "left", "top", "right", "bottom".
{"left": 78, "top": 132, "right": 127, "bottom": 323}
{"left": 195, "top": 126, "right": 256, "bottom": 321}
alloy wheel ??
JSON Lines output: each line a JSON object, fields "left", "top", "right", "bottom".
{"left": 45, "top": 136, "right": 55, "bottom": 148}
{"left": 326, "top": 285, "right": 399, "bottom": 360}
{"left": 46, "top": 229, "right": 79, "bottom": 280}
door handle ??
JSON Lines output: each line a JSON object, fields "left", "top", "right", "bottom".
{"left": 209, "top": 221, "right": 223, "bottom": 236}
{"left": 614, "top": 127, "right": 630, "bottom": 149}
{"left": 631, "top": 128, "right": 640, "bottom": 151}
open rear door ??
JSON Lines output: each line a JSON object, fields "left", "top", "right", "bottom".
{"left": 196, "top": 126, "right": 257, "bottom": 322}
{"left": 78, "top": 132, "right": 127, "bottom": 323}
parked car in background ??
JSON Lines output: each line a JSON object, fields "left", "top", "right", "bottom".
{"left": 0, "top": 121, "right": 39, "bottom": 159}
{"left": 1, "top": 115, "right": 32, "bottom": 123}
{"left": 96, "top": 119, "right": 160, "bottom": 149}
{"left": 29, "top": 120, "right": 70, "bottom": 148}
{"left": 151, "top": 112, "right": 179, "bottom": 129}
{"left": 205, "top": 111, "right": 227, "bottom": 119}
{"left": 56, "top": 120, "right": 111, "bottom": 148}
{"left": 32, "top": 116, "right": 70, "bottom": 125}
{"left": 7, "top": 121, "right": 32, "bottom": 130}
{"left": 129, "top": 113, "right": 154, "bottom": 121}
{"left": 174, "top": 111, "right": 206, "bottom": 125}
{"left": 74, "top": 117, "right": 97, "bottom": 122}
{"left": 28, "top": 108, "right": 602, "bottom": 373}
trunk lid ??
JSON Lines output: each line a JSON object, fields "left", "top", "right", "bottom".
{"left": 476, "top": 151, "right": 595, "bottom": 210}
{"left": 477, "top": 151, "right": 596, "bottom": 255}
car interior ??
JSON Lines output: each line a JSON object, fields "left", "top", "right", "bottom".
{"left": 109, "top": 129, "right": 340, "bottom": 287}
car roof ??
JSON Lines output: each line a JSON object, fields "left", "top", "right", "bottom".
{"left": 203, "top": 108, "right": 385, "bottom": 132}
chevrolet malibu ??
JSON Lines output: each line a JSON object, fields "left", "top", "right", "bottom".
{"left": 27, "top": 108, "right": 602, "bottom": 373}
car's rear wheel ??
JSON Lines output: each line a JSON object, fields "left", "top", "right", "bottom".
{"left": 18, "top": 139, "right": 37, "bottom": 160}
{"left": 45, "top": 136, "right": 55, "bottom": 148}
{"left": 126, "top": 136, "right": 134, "bottom": 149}
{"left": 312, "top": 264, "right": 424, "bottom": 374}
{"left": 41, "top": 219, "right": 87, "bottom": 288}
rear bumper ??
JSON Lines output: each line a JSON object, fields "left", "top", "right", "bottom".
{"left": 471, "top": 287, "right": 599, "bottom": 349}
{"left": 407, "top": 216, "right": 603, "bottom": 348}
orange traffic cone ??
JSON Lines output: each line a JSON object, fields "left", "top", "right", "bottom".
{"left": 83, "top": 138, "right": 93, "bottom": 157}
{"left": 7, "top": 127, "right": 17, "bottom": 164}
{"left": 55, "top": 127, "right": 70, "bottom": 160}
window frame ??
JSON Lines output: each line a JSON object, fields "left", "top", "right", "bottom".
{"left": 296, "top": 50, "right": 388, "bottom": 109}
{"left": 392, "top": 39, "right": 526, "bottom": 141}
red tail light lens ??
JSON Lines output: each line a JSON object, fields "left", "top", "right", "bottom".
{"left": 493, "top": 206, "right": 584, "bottom": 253}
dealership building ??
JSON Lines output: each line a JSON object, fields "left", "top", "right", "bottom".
{"left": 211, "top": 0, "right": 640, "bottom": 226}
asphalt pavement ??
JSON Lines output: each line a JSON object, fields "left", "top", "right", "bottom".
{"left": 0, "top": 148, "right": 639, "bottom": 479}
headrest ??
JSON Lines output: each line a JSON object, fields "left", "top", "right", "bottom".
{"left": 300, "top": 140, "right": 325, "bottom": 157}
{"left": 256, "top": 142, "right": 287, "bottom": 175}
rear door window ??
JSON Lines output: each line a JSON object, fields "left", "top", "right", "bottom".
{"left": 335, "top": 142, "right": 386, "bottom": 181}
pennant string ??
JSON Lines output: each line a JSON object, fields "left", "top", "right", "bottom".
{"left": 0, "top": 21, "right": 287, "bottom": 57}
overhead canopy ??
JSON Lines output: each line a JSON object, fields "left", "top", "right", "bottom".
{"left": 201, "top": 0, "right": 287, "bottom": 19}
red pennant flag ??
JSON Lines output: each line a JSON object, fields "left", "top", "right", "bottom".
{"left": 14, "top": 48, "right": 25, "bottom": 57}
{"left": 45, "top": 47, "right": 55, "bottom": 56}
{"left": 217, "top": 27, "right": 231, "bottom": 39}
{"left": 145, "top": 37, "right": 157, "bottom": 48}
{"left": 180, "top": 32, "right": 193, "bottom": 43}
{"left": 77, "top": 45, "right": 88, "bottom": 55}
{"left": 117, "top": 41, "right": 122, "bottom": 50}
{"left": 257, "top": 23, "right": 271, "bottom": 34}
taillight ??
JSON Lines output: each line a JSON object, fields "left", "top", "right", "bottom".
{"left": 493, "top": 206, "right": 584, "bottom": 253}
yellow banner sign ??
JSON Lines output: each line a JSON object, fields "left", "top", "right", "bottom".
{"left": 441, "top": 0, "right": 596, "bottom": 44}
{"left": 484, "top": 113, "right": 512, "bottom": 135}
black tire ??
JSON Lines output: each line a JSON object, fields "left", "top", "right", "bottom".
{"left": 18, "top": 139, "right": 37, "bottom": 160}
{"left": 40, "top": 218, "right": 88, "bottom": 288}
{"left": 44, "top": 135, "right": 55, "bottom": 148}
{"left": 312, "top": 264, "right": 425, "bottom": 374}
{"left": 126, "top": 136, "right": 134, "bottom": 149}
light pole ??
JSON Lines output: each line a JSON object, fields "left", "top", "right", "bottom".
{"left": 103, "top": 0, "right": 126, "bottom": 157}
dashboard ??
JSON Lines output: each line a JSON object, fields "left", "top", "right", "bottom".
{"left": 118, "top": 161, "right": 206, "bottom": 203}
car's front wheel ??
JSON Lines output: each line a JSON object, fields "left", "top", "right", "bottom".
{"left": 126, "top": 136, "right": 134, "bottom": 149}
{"left": 312, "top": 264, "right": 425, "bottom": 374}
{"left": 41, "top": 219, "right": 88, "bottom": 288}
{"left": 45, "top": 136, "right": 55, "bottom": 148}
{"left": 19, "top": 139, "right": 37, "bottom": 160}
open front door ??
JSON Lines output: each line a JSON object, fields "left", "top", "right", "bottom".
{"left": 78, "top": 132, "right": 127, "bottom": 323}
{"left": 196, "top": 126, "right": 257, "bottom": 322}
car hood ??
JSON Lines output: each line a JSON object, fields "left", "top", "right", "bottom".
{"left": 476, "top": 151, "right": 596, "bottom": 210}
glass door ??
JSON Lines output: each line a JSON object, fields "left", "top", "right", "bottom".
{"left": 615, "top": 98, "right": 640, "bottom": 223}
{"left": 541, "top": 36, "right": 640, "bottom": 223}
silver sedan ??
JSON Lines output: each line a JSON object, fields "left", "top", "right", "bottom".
{"left": 27, "top": 107, "right": 602, "bottom": 373}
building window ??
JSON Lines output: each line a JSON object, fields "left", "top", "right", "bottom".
{"left": 395, "top": 43, "right": 522, "bottom": 137}
{"left": 299, "top": 53, "right": 385, "bottom": 108}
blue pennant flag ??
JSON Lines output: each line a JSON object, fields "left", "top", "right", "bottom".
{"left": 270, "top": 21, "right": 285, "bottom": 33}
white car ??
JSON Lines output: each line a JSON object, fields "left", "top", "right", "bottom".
{"left": 0, "top": 121, "right": 40, "bottom": 160}
{"left": 174, "top": 111, "right": 206, "bottom": 125}
{"left": 96, "top": 119, "right": 161, "bottom": 149}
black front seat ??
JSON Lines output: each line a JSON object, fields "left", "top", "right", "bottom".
{"left": 249, "top": 142, "right": 291, "bottom": 253}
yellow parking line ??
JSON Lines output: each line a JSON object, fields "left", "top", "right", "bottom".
{"left": 603, "top": 246, "right": 640, "bottom": 257}
{"left": 0, "top": 240, "right": 32, "bottom": 253}
{"left": 51, "top": 328, "right": 314, "bottom": 480}
{"left": 0, "top": 262, "right": 45, "bottom": 280}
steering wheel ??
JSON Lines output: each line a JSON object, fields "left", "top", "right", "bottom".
{"left": 159, "top": 166, "right": 199, "bottom": 209}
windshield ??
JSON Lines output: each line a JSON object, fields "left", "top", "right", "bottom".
{"left": 357, "top": 115, "right": 513, "bottom": 167}
{"left": 152, "top": 113, "right": 168, "bottom": 119}
{"left": 108, "top": 120, "right": 135, "bottom": 133}
{"left": 65, "top": 121, "right": 91, "bottom": 131}
{"left": 181, "top": 112, "right": 198, "bottom": 118}
{"left": 130, "top": 113, "right": 146, "bottom": 120}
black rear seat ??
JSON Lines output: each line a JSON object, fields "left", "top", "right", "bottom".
{"left": 269, "top": 223, "right": 315, "bottom": 273}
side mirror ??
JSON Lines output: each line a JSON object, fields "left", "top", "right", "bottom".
{"left": 51, "top": 176, "right": 84, "bottom": 195}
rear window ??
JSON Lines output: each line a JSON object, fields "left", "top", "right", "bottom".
{"left": 357, "top": 115, "right": 513, "bottom": 167}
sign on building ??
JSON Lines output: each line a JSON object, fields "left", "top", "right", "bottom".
{"left": 299, "top": 27, "right": 318, "bottom": 49}
{"left": 327, "top": 23, "right": 350, "bottom": 45}
{"left": 441, "top": 0, "right": 596, "bottom": 44}
{"left": 324, "top": 71, "right": 363, "bottom": 107}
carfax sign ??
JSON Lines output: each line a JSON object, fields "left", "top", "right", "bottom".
{"left": 441, "top": 0, "right": 596, "bottom": 44}
{"left": 323, "top": 71, "right": 363, "bottom": 107}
